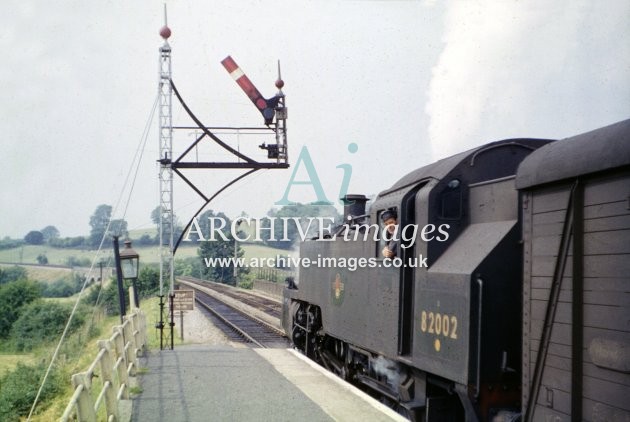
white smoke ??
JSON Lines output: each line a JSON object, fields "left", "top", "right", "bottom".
{"left": 371, "top": 355, "right": 403, "bottom": 390}
{"left": 425, "top": 1, "right": 630, "bottom": 159}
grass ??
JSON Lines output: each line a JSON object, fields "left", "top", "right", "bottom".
{"left": 0, "top": 244, "right": 198, "bottom": 266}
{"left": 128, "top": 228, "right": 157, "bottom": 238}
{"left": 0, "top": 245, "right": 96, "bottom": 267}
{"left": 28, "top": 304, "right": 152, "bottom": 421}
{"left": 0, "top": 238, "right": 291, "bottom": 419}
{"left": 129, "top": 386, "right": 143, "bottom": 395}
{"left": 7, "top": 307, "right": 115, "bottom": 421}
{"left": 0, "top": 263, "right": 75, "bottom": 285}
{"left": 241, "top": 243, "right": 294, "bottom": 261}
{"left": 0, "top": 270, "right": 169, "bottom": 420}
{"left": 136, "top": 367, "right": 150, "bottom": 375}
{"left": 0, "top": 242, "right": 293, "bottom": 267}
{"left": 1, "top": 287, "right": 155, "bottom": 421}
{"left": 0, "top": 353, "right": 36, "bottom": 376}
{"left": 141, "top": 296, "right": 185, "bottom": 350}
{"left": 24, "top": 266, "right": 73, "bottom": 283}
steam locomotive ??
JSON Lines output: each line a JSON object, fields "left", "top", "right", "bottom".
{"left": 282, "top": 119, "right": 630, "bottom": 421}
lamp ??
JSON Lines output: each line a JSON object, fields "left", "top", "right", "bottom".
{"left": 113, "top": 236, "right": 141, "bottom": 322}
{"left": 120, "top": 240, "right": 140, "bottom": 279}
{"left": 119, "top": 240, "right": 140, "bottom": 308}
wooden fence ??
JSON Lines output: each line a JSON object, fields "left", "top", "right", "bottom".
{"left": 60, "top": 297, "right": 147, "bottom": 422}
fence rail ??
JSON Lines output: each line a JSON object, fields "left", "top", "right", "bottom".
{"left": 61, "top": 303, "right": 147, "bottom": 422}
{"left": 256, "top": 267, "right": 295, "bottom": 283}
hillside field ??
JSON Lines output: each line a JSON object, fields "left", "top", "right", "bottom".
{"left": 0, "top": 242, "right": 295, "bottom": 267}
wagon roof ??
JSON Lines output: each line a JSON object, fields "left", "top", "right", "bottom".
{"left": 516, "top": 119, "right": 630, "bottom": 189}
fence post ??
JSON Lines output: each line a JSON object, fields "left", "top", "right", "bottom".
{"left": 71, "top": 373, "right": 97, "bottom": 422}
{"left": 113, "top": 326, "right": 130, "bottom": 399}
{"left": 122, "top": 319, "right": 137, "bottom": 375}
{"left": 140, "top": 311, "right": 148, "bottom": 351}
{"left": 128, "top": 286, "right": 137, "bottom": 312}
{"left": 129, "top": 312, "right": 143, "bottom": 357}
{"left": 97, "top": 339, "right": 120, "bottom": 421}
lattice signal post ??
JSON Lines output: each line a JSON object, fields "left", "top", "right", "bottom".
{"left": 155, "top": 21, "right": 289, "bottom": 350}
{"left": 157, "top": 22, "right": 174, "bottom": 350}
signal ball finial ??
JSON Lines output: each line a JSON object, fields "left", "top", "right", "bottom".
{"left": 275, "top": 60, "right": 284, "bottom": 90}
{"left": 160, "top": 25, "right": 171, "bottom": 40}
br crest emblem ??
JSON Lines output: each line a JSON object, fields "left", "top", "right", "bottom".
{"left": 331, "top": 272, "right": 345, "bottom": 306}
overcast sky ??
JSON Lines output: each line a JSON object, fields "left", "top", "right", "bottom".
{"left": 1, "top": 0, "right": 629, "bottom": 239}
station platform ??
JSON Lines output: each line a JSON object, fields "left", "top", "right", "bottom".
{"left": 132, "top": 344, "right": 406, "bottom": 421}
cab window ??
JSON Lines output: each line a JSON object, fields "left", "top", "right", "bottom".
{"left": 439, "top": 179, "right": 462, "bottom": 220}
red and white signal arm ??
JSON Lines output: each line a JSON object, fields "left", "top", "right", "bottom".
{"left": 221, "top": 56, "right": 280, "bottom": 124}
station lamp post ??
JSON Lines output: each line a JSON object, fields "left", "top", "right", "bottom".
{"left": 113, "top": 237, "right": 141, "bottom": 323}
{"left": 120, "top": 240, "right": 140, "bottom": 308}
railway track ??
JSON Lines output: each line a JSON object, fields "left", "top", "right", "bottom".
{"left": 179, "top": 276, "right": 282, "bottom": 319}
{"left": 184, "top": 280, "right": 288, "bottom": 348}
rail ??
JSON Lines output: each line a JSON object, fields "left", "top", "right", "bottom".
{"left": 60, "top": 303, "right": 147, "bottom": 422}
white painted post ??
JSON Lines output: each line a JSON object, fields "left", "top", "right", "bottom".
{"left": 122, "top": 319, "right": 137, "bottom": 375}
{"left": 128, "top": 286, "right": 137, "bottom": 311}
{"left": 113, "top": 327, "right": 130, "bottom": 399}
{"left": 129, "top": 312, "right": 142, "bottom": 357}
{"left": 71, "top": 373, "right": 97, "bottom": 422}
{"left": 97, "top": 340, "right": 120, "bottom": 421}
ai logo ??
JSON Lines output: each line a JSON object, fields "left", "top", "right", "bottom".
{"left": 275, "top": 143, "right": 358, "bottom": 205}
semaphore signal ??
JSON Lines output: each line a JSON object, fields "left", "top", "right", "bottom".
{"left": 221, "top": 56, "right": 282, "bottom": 126}
{"left": 155, "top": 8, "right": 289, "bottom": 350}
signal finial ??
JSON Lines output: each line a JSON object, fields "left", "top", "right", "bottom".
{"left": 275, "top": 60, "right": 284, "bottom": 90}
{"left": 160, "top": 26, "right": 171, "bottom": 39}
{"left": 160, "top": 4, "right": 171, "bottom": 39}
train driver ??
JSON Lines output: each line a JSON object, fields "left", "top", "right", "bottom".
{"left": 380, "top": 209, "right": 399, "bottom": 259}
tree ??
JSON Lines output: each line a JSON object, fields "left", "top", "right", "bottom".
{"left": 88, "top": 205, "right": 129, "bottom": 247}
{"left": 174, "top": 257, "right": 204, "bottom": 278}
{"left": 0, "top": 237, "right": 24, "bottom": 251}
{"left": 136, "top": 234, "right": 155, "bottom": 246}
{"left": 151, "top": 206, "right": 183, "bottom": 244}
{"left": 259, "top": 204, "right": 342, "bottom": 249}
{"left": 50, "top": 236, "right": 85, "bottom": 248}
{"left": 183, "top": 209, "right": 230, "bottom": 242}
{"left": 24, "top": 231, "right": 44, "bottom": 245}
{"left": 89, "top": 204, "right": 112, "bottom": 248}
{"left": 110, "top": 219, "right": 128, "bottom": 239}
{"left": 151, "top": 206, "right": 161, "bottom": 226}
{"left": 41, "top": 279, "right": 75, "bottom": 298}
{"left": 0, "top": 266, "right": 27, "bottom": 285}
{"left": 90, "top": 266, "right": 160, "bottom": 314}
{"left": 198, "top": 234, "right": 247, "bottom": 286}
{"left": 135, "top": 267, "right": 160, "bottom": 298}
{"left": 65, "top": 256, "right": 91, "bottom": 267}
{"left": 10, "top": 301, "right": 85, "bottom": 351}
{"left": 40, "top": 226, "right": 60, "bottom": 243}
{"left": 0, "top": 362, "right": 62, "bottom": 421}
{"left": 195, "top": 210, "right": 247, "bottom": 286}
{"left": 0, "top": 280, "right": 41, "bottom": 338}
{"left": 36, "top": 254, "right": 48, "bottom": 265}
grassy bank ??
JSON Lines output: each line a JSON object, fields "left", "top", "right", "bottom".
{"left": 0, "top": 242, "right": 293, "bottom": 267}
{"left": 0, "top": 353, "right": 36, "bottom": 375}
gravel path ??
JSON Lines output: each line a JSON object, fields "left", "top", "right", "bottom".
{"left": 177, "top": 307, "right": 231, "bottom": 345}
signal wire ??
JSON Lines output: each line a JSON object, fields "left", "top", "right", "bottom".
{"left": 70, "top": 93, "right": 158, "bottom": 369}
{"left": 27, "top": 94, "right": 159, "bottom": 420}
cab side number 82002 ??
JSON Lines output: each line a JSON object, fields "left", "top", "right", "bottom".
{"left": 420, "top": 310, "right": 458, "bottom": 340}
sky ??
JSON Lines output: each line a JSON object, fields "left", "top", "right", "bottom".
{"left": 1, "top": 0, "right": 629, "bottom": 239}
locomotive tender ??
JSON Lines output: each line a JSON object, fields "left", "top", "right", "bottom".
{"left": 282, "top": 119, "right": 630, "bottom": 421}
